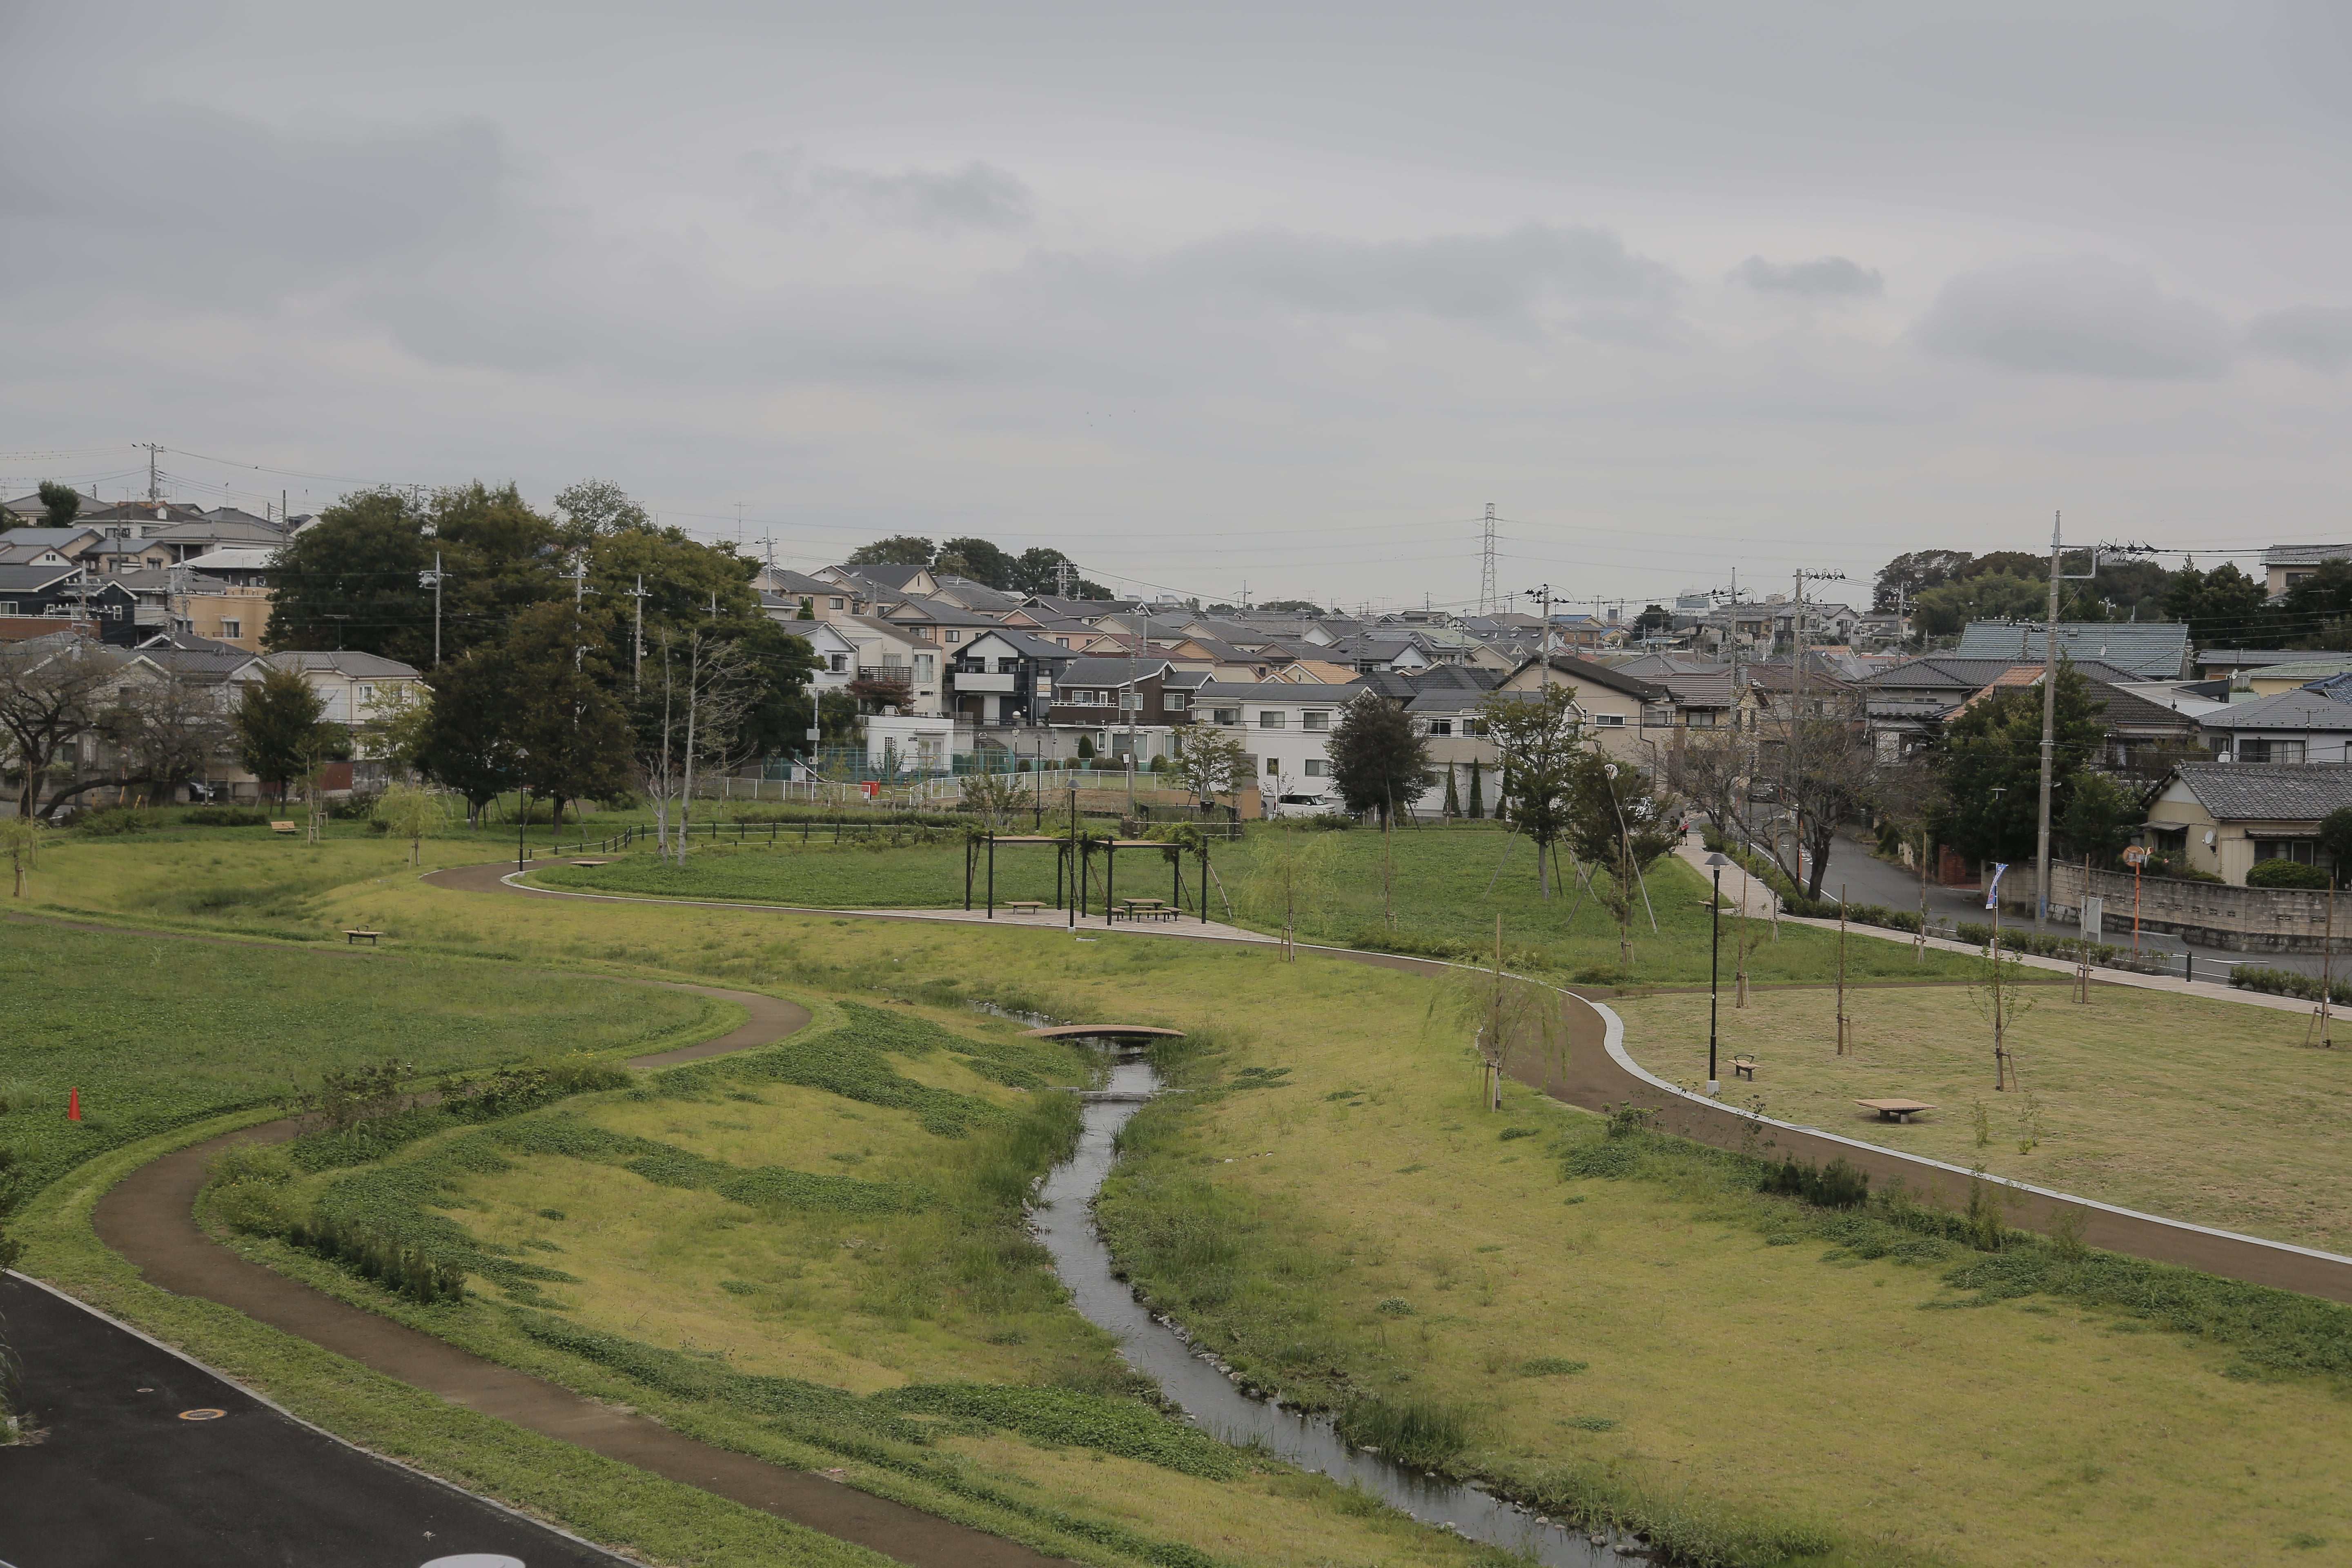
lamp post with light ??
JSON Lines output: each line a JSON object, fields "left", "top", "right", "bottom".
{"left": 1706, "top": 851, "right": 1732, "bottom": 1095}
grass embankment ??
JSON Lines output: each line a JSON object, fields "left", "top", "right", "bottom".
{"left": 0, "top": 920, "right": 725, "bottom": 1207}
{"left": 198, "top": 996, "right": 1500, "bottom": 1568}
{"left": 1613, "top": 984, "right": 2352, "bottom": 1254}
{"left": 527, "top": 826, "right": 1982, "bottom": 986}
{"left": 1093, "top": 1003, "right": 2352, "bottom": 1568}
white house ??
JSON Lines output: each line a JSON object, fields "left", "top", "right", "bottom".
{"left": 260, "top": 651, "right": 425, "bottom": 731}
{"left": 1189, "top": 679, "right": 1366, "bottom": 815}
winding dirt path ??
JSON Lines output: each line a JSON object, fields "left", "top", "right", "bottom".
{"left": 438, "top": 860, "right": 2352, "bottom": 1305}
{"left": 87, "top": 961, "right": 1060, "bottom": 1568}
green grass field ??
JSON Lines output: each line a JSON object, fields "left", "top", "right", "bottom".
{"left": 0, "top": 920, "right": 726, "bottom": 1209}
{"left": 526, "top": 826, "right": 1983, "bottom": 986}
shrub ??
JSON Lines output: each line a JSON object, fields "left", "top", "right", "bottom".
{"left": 181, "top": 806, "right": 274, "bottom": 827}
{"left": 286, "top": 1210, "right": 468, "bottom": 1304}
{"left": 1333, "top": 1394, "right": 1472, "bottom": 1467}
{"left": 1760, "top": 1155, "right": 1870, "bottom": 1209}
{"left": 2230, "top": 966, "right": 2352, "bottom": 1007}
{"left": 71, "top": 806, "right": 166, "bottom": 836}
{"left": 2248, "top": 858, "right": 2332, "bottom": 889}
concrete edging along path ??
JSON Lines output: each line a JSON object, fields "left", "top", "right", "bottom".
{"left": 440, "top": 857, "right": 2352, "bottom": 1304}
{"left": 81, "top": 953, "right": 1061, "bottom": 1568}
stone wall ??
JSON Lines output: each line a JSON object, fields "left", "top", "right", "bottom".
{"left": 2042, "top": 862, "right": 2341, "bottom": 954}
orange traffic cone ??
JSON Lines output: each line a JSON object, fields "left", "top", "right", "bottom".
{"left": 69, "top": 1086, "right": 81, "bottom": 1121}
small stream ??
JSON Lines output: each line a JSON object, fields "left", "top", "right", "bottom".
{"left": 1029, "top": 1054, "right": 1628, "bottom": 1566}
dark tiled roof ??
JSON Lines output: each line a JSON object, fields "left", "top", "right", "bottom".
{"left": 1952, "top": 620, "right": 2189, "bottom": 678}
{"left": 2089, "top": 682, "right": 2202, "bottom": 731}
{"left": 0, "top": 564, "right": 82, "bottom": 590}
{"left": 2260, "top": 544, "right": 2352, "bottom": 567}
{"left": 960, "top": 627, "right": 1080, "bottom": 661}
{"left": 2170, "top": 762, "right": 2352, "bottom": 822}
{"left": 1864, "top": 655, "right": 2142, "bottom": 690}
{"left": 2194, "top": 689, "right": 2352, "bottom": 731}
{"left": 1052, "top": 657, "right": 1176, "bottom": 686}
{"left": 1507, "top": 654, "right": 1668, "bottom": 701}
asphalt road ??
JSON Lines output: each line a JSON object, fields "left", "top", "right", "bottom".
{"left": 1787, "top": 829, "right": 2330, "bottom": 983}
{"left": 0, "top": 1272, "right": 619, "bottom": 1568}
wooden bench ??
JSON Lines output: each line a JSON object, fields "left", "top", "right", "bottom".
{"left": 344, "top": 929, "right": 383, "bottom": 947}
{"left": 1001, "top": 901, "right": 1047, "bottom": 915}
{"left": 1855, "top": 1098, "right": 1934, "bottom": 1124}
{"left": 270, "top": 820, "right": 298, "bottom": 835}
{"left": 1731, "top": 1055, "right": 1757, "bottom": 1081}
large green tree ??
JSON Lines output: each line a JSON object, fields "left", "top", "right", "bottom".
{"left": 233, "top": 666, "right": 349, "bottom": 799}
{"left": 1477, "top": 684, "right": 1583, "bottom": 894}
{"left": 504, "top": 601, "right": 633, "bottom": 830}
{"left": 1325, "top": 695, "right": 1433, "bottom": 826}
{"left": 1932, "top": 662, "right": 2108, "bottom": 866}
{"left": 414, "top": 647, "right": 521, "bottom": 825}
{"left": 2163, "top": 561, "right": 2273, "bottom": 647}
{"left": 36, "top": 480, "right": 81, "bottom": 528}
{"left": 936, "top": 536, "right": 1019, "bottom": 590}
{"left": 1910, "top": 571, "right": 2049, "bottom": 638}
{"left": 846, "top": 535, "right": 936, "bottom": 567}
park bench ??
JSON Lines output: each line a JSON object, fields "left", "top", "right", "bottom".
{"left": 1732, "top": 1055, "right": 1757, "bottom": 1081}
{"left": 1855, "top": 1098, "right": 1934, "bottom": 1124}
{"left": 1002, "top": 901, "right": 1047, "bottom": 915}
{"left": 1118, "top": 900, "right": 1176, "bottom": 923}
{"left": 344, "top": 929, "right": 383, "bottom": 947}
{"left": 270, "top": 821, "right": 298, "bottom": 835}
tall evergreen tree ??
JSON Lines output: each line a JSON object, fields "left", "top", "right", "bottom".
{"left": 1326, "top": 695, "right": 1434, "bottom": 825}
{"left": 1933, "top": 661, "right": 2107, "bottom": 866}
{"left": 1466, "top": 759, "right": 1485, "bottom": 819}
{"left": 1443, "top": 762, "right": 1460, "bottom": 817}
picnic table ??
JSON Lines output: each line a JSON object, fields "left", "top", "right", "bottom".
{"left": 1116, "top": 899, "right": 1176, "bottom": 923}
{"left": 1855, "top": 1098, "right": 1934, "bottom": 1124}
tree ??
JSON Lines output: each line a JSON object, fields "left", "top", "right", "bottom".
{"left": 234, "top": 666, "right": 346, "bottom": 800}
{"left": 1910, "top": 572, "right": 2048, "bottom": 639}
{"left": 2278, "top": 559, "right": 2352, "bottom": 644}
{"left": 102, "top": 667, "right": 233, "bottom": 804}
{"left": 504, "top": 601, "right": 633, "bottom": 833}
{"left": 937, "top": 537, "right": 1019, "bottom": 590}
{"left": 1258, "top": 600, "right": 1324, "bottom": 616}
{"left": 373, "top": 784, "right": 445, "bottom": 866}
{"left": 1, "top": 814, "right": 45, "bottom": 896}
{"left": 1442, "top": 763, "right": 1460, "bottom": 817}
{"left": 0, "top": 637, "right": 127, "bottom": 818}
{"left": 1932, "top": 662, "right": 2108, "bottom": 868}
{"left": 632, "top": 629, "right": 762, "bottom": 862}
{"left": 36, "top": 480, "right": 81, "bottom": 529}
{"left": 1670, "top": 728, "right": 1746, "bottom": 850}
{"left": 1010, "top": 546, "right": 1109, "bottom": 599}
{"left": 2056, "top": 771, "right": 2141, "bottom": 867}
{"left": 553, "top": 478, "right": 651, "bottom": 540}
{"left": 1873, "top": 549, "right": 1976, "bottom": 612}
{"left": 1325, "top": 695, "right": 1433, "bottom": 826}
{"left": 1633, "top": 604, "right": 1671, "bottom": 635}
{"left": 414, "top": 646, "right": 520, "bottom": 826}
{"left": 2321, "top": 807, "right": 2352, "bottom": 881}
{"left": 2161, "top": 561, "right": 2270, "bottom": 647}
{"left": 846, "top": 536, "right": 936, "bottom": 568}
{"left": 1174, "top": 727, "right": 1247, "bottom": 811}
{"left": 957, "top": 769, "right": 1025, "bottom": 829}
{"left": 1766, "top": 701, "right": 1880, "bottom": 900}
{"left": 1466, "top": 758, "right": 1485, "bottom": 819}
{"left": 1564, "top": 752, "right": 1678, "bottom": 970}
{"left": 1477, "top": 685, "right": 1583, "bottom": 893}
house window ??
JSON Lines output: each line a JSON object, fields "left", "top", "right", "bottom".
{"left": 1304, "top": 758, "right": 1328, "bottom": 777}
{"left": 1427, "top": 719, "right": 1453, "bottom": 737}
{"left": 218, "top": 619, "right": 242, "bottom": 640}
{"left": 1259, "top": 710, "right": 1287, "bottom": 728}
{"left": 915, "top": 654, "right": 936, "bottom": 682}
{"left": 358, "top": 684, "right": 374, "bottom": 704}
{"left": 944, "top": 630, "right": 961, "bottom": 643}
{"left": 2254, "top": 838, "right": 2318, "bottom": 864}
{"left": 1165, "top": 693, "right": 1188, "bottom": 710}
{"left": 830, "top": 653, "right": 848, "bottom": 673}
{"left": 1266, "top": 757, "right": 1281, "bottom": 774}
{"left": 2236, "top": 738, "right": 2305, "bottom": 764}
{"left": 1212, "top": 708, "right": 1240, "bottom": 725}
{"left": 1056, "top": 637, "right": 1071, "bottom": 648}
{"left": 1642, "top": 705, "right": 1675, "bottom": 727}
{"left": 997, "top": 659, "right": 1018, "bottom": 674}
{"left": 2, "top": 601, "right": 19, "bottom": 616}
{"left": 829, "top": 597, "right": 844, "bottom": 610}
{"left": 1686, "top": 710, "right": 1717, "bottom": 728}
{"left": 1591, "top": 713, "right": 1627, "bottom": 727}
{"left": 1302, "top": 711, "right": 1330, "bottom": 731}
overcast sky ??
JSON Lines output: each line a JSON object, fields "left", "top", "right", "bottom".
{"left": 4, "top": 2, "right": 2348, "bottom": 612}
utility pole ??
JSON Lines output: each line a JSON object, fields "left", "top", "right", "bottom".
{"left": 566, "top": 552, "right": 594, "bottom": 671}
{"left": 418, "top": 552, "right": 445, "bottom": 667}
{"left": 1784, "top": 568, "right": 1847, "bottom": 894}
{"left": 1526, "top": 583, "right": 1555, "bottom": 692}
{"left": 2035, "top": 512, "right": 2062, "bottom": 933}
{"left": 145, "top": 443, "right": 160, "bottom": 505}
{"left": 1478, "top": 503, "right": 1499, "bottom": 617}
{"left": 628, "top": 574, "right": 650, "bottom": 691}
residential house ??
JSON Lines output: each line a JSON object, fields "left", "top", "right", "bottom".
{"left": 1492, "top": 654, "right": 1673, "bottom": 770}
{"left": 178, "top": 547, "right": 278, "bottom": 589}
{"left": 1951, "top": 619, "right": 2192, "bottom": 679}
{"left": 0, "top": 526, "right": 105, "bottom": 561}
{"left": 2142, "top": 763, "right": 2352, "bottom": 882}
{"left": 1188, "top": 679, "right": 1366, "bottom": 811}
{"left": 2196, "top": 687, "right": 2352, "bottom": 767}
{"left": 2, "top": 490, "right": 103, "bottom": 523}
{"left": 2218, "top": 657, "right": 2352, "bottom": 698}
{"left": 0, "top": 565, "right": 142, "bottom": 646}
{"left": 2193, "top": 648, "right": 2313, "bottom": 682}
{"left": 2261, "top": 544, "right": 2352, "bottom": 598}
{"left": 1040, "top": 657, "right": 1206, "bottom": 762}
{"left": 823, "top": 561, "right": 938, "bottom": 599}
{"left": 924, "top": 575, "right": 1028, "bottom": 617}
{"left": 949, "top": 628, "right": 1082, "bottom": 728}
{"left": 883, "top": 597, "right": 1009, "bottom": 654}
{"left": 263, "top": 651, "right": 424, "bottom": 727}
{"left": 832, "top": 615, "right": 944, "bottom": 715}
{"left": 760, "top": 570, "right": 868, "bottom": 624}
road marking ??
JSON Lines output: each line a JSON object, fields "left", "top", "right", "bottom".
{"left": 177, "top": 1408, "right": 227, "bottom": 1421}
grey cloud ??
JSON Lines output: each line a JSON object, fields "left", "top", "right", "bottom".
{"left": 1913, "top": 257, "right": 2234, "bottom": 379}
{"left": 1737, "top": 255, "right": 1881, "bottom": 297}
{"left": 810, "top": 161, "right": 1033, "bottom": 228}
{"left": 2245, "top": 305, "right": 2352, "bottom": 371}
{"left": 1162, "top": 223, "right": 1679, "bottom": 331}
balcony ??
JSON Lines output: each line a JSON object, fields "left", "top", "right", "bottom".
{"left": 953, "top": 670, "right": 1017, "bottom": 693}
{"left": 856, "top": 666, "right": 912, "bottom": 684}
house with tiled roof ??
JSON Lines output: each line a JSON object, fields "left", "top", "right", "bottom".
{"left": 1951, "top": 619, "right": 2191, "bottom": 679}
{"left": 2143, "top": 763, "right": 2352, "bottom": 882}
{"left": 2261, "top": 543, "right": 2352, "bottom": 597}
{"left": 2195, "top": 688, "right": 2352, "bottom": 768}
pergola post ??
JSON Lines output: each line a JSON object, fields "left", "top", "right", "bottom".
{"left": 1106, "top": 842, "right": 1116, "bottom": 926}
{"left": 987, "top": 832, "right": 996, "bottom": 918}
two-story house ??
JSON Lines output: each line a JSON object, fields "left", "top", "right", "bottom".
{"left": 950, "top": 628, "right": 1082, "bottom": 728}
{"left": 1188, "top": 679, "right": 1365, "bottom": 811}
{"left": 1042, "top": 657, "right": 1209, "bottom": 763}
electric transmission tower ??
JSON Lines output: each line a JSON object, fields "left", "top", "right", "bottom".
{"left": 1477, "top": 503, "right": 1499, "bottom": 617}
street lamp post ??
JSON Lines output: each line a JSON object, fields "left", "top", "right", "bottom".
{"left": 1705, "top": 852, "right": 1732, "bottom": 1096}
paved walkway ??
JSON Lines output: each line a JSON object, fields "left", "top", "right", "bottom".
{"left": 0, "top": 1272, "right": 621, "bottom": 1568}
{"left": 432, "top": 861, "right": 1278, "bottom": 946}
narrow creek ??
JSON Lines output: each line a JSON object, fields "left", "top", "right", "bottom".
{"left": 1030, "top": 1054, "right": 1627, "bottom": 1566}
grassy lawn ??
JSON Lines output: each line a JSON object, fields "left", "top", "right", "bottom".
{"left": 18, "top": 836, "right": 2352, "bottom": 1565}
{"left": 1610, "top": 983, "right": 2352, "bottom": 1254}
{"left": 0, "top": 918, "right": 726, "bottom": 1204}
{"left": 526, "top": 826, "right": 1982, "bottom": 986}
